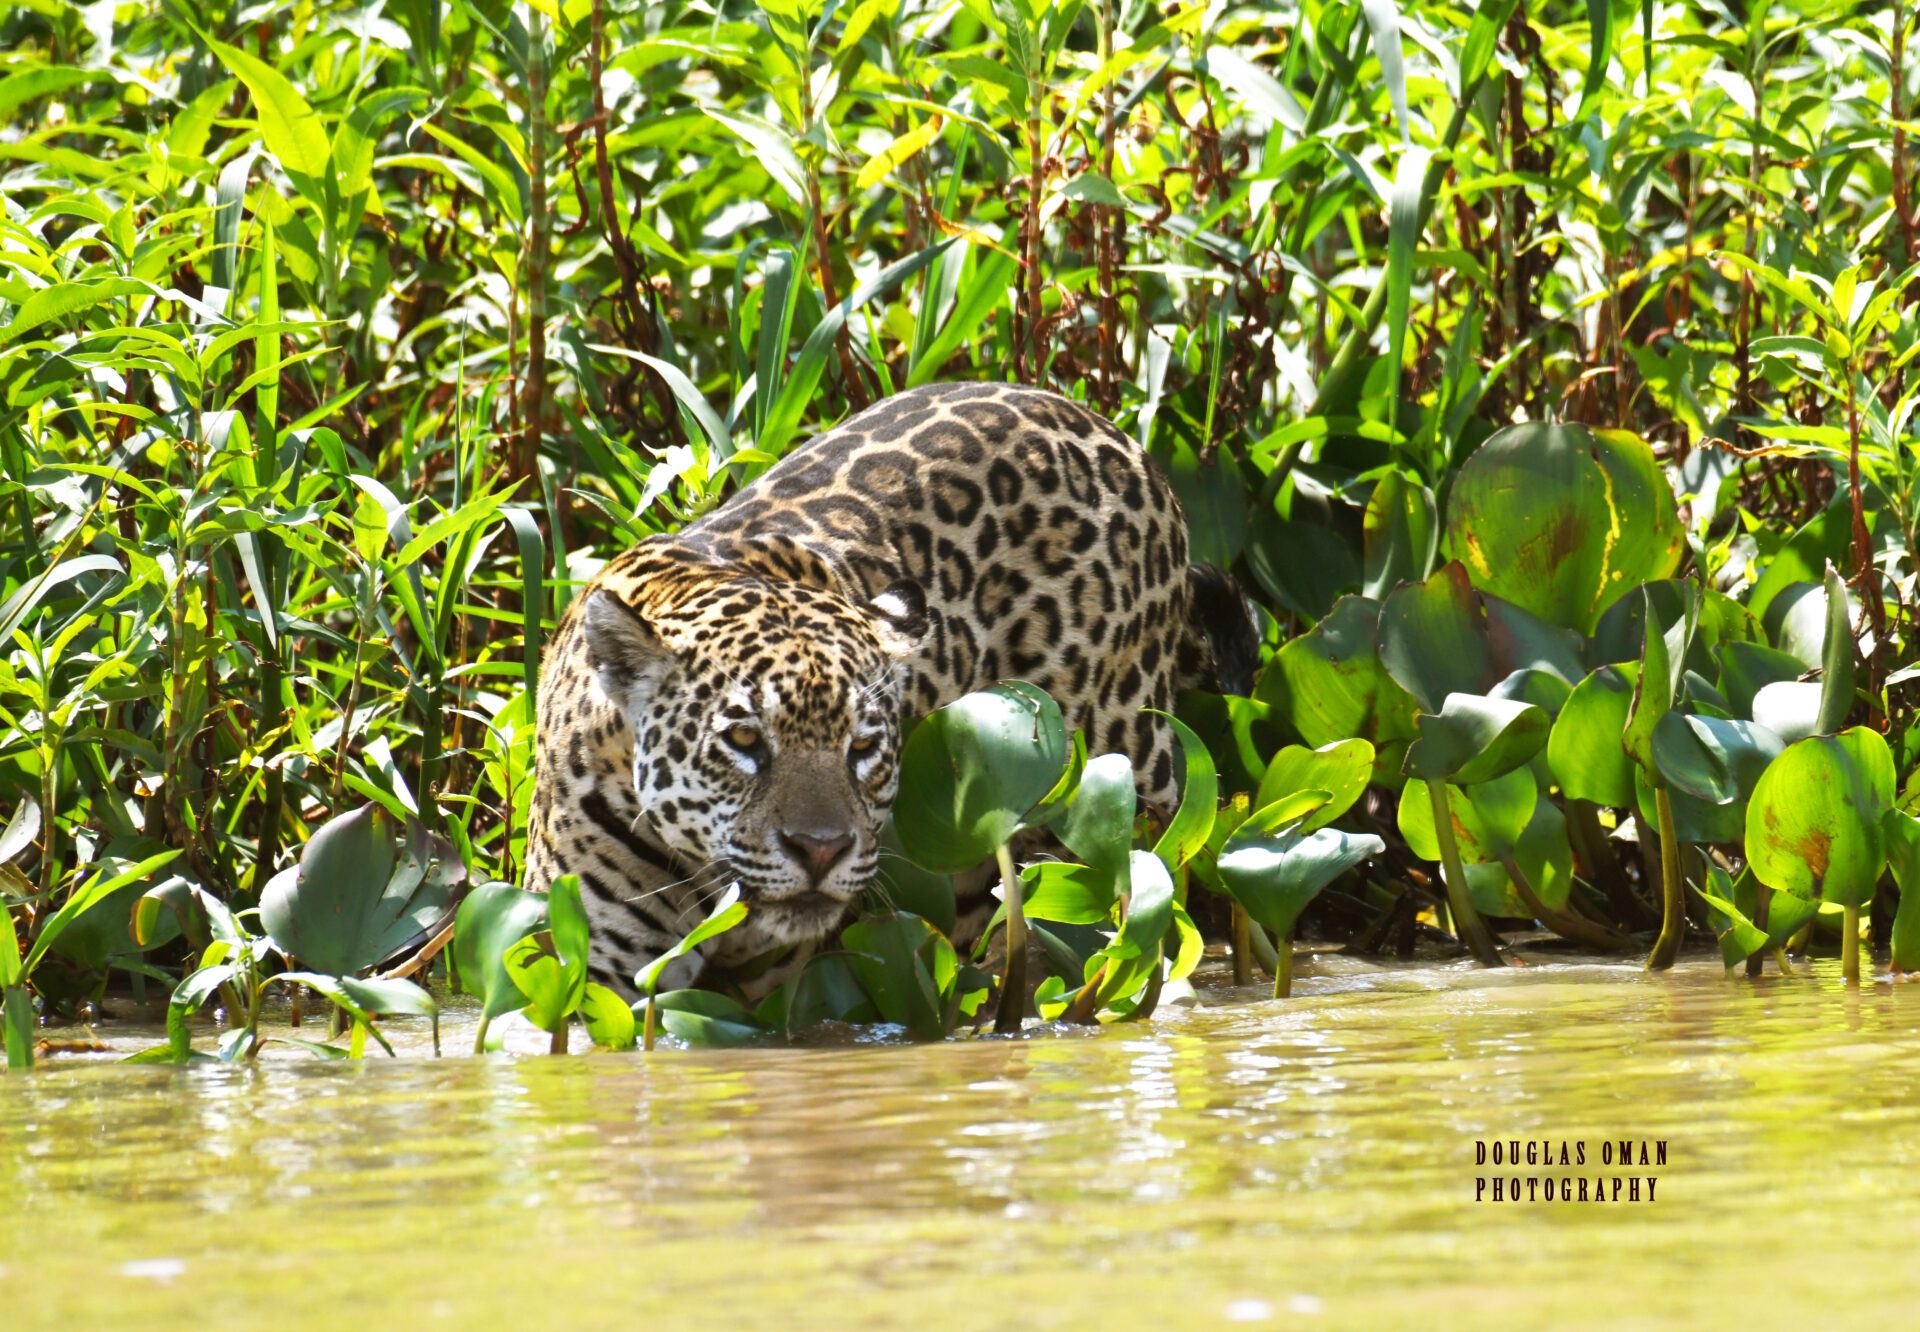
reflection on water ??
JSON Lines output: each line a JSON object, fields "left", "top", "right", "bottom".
{"left": 6, "top": 954, "right": 1920, "bottom": 1327}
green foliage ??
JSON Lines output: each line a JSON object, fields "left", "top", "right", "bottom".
{"left": 5, "top": 0, "right": 1920, "bottom": 1054}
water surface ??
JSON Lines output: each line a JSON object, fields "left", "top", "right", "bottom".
{"left": 6, "top": 950, "right": 1919, "bottom": 1328}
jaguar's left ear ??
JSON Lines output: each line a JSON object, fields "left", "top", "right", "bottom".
{"left": 865, "top": 578, "right": 928, "bottom": 657}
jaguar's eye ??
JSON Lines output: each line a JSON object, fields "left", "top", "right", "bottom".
{"left": 849, "top": 734, "right": 879, "bottom": 756}
{"left": 724, "top": 724, "right": 764, "bottom": 752}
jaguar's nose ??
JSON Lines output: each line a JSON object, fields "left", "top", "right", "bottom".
{"left": 778, "top": 828, "right": 854, "bottom": 885}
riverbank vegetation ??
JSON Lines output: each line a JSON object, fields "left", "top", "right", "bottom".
{"left": 3, "top": 0, "right": 1918, "bottom": 1062}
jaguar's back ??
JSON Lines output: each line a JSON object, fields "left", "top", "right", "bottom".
{"left": 526, "top": 382, "right": 1252, "bottom": 996}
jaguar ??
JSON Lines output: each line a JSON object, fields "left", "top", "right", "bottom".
{"left": 524, "top": 381, "right": 1255, "bottom": 998}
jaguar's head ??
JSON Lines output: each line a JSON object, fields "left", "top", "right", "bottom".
{"left": 580, "top": 567, "right": 928, "bottom": 942}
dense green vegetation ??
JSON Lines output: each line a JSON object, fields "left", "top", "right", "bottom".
{"left": 3, "top": 0, "right": 1918, "bottom": 1060}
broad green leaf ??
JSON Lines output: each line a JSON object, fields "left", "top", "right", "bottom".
{"left": 635, "top": 882, "right": 749, "bottom": 995}
{"left": 1360, "top": 468, "right": 1437, "bottom": 598}
{"left": 1253, "top": 739, "right": 1374, "bottom": 832}
{"left": 1150, "top": 711, "right": 1217, "bottom": 871}
{"left": 259, "top": 805, "right": 462, "bottom": 977}
{"left": 1217, "top": 826, "right": 1386, "bottom": 943}
{"left": 1398, "top": 768, "right": 1536, "bottom": 866}
{"left": 843, "top": 912, "right": 953, "bottom": 1040}
{"left": 648, "top": 988, "right": 771, "bottom": 1046}
{"left": 1745, "top": 728, "right": 1895, "bottom": 908}
{"left": 26, "top": 850, "right": 181, "bottom": 975}
{"left": 581, "top": 982, "right": 638, "bottom": 1050}
{"left": 1255, "top": 595, "right": 1420, "bottom": 785}
{"left": 1098, "top": 851, "right": 1178, "bottom": 1004}
{"left": 1883, "top": 810, "right": 1920, "bottom": 972}
{"left": 1402, "top": 693, "right": 1549, "bottom": 785}
{"left": 1549, "top": 663, "right": 1640, "bottom": 806}
{"left": 450, "top": 881, "right": 550, "bottom": 1021}
{"left": 894, "top": 683, "right": 1068, "bottom": 873}
{"left": 1650, "top": 713, "right": 1783, "bottom": 806}
{"left": 206, "top": 37, "right": 330, "bottom": 179}
{"left": 872, "top": 816, "right": 957, "bottom": 936}
{"left": 1444, "top": 422, "right": 1684, "bottom": 635}
{"left": 1715, "top": 640, "right": 1806, "bottom": 719}
{"left": 1018, "top": 861, "right": 1119, "bottom": 925}
{"left": 1051, "top": 752, "right": 1136, "bottom": 885}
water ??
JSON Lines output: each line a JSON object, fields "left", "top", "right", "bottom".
{"left": 6, "top": 950, "right": 1920, "bottom": 1328}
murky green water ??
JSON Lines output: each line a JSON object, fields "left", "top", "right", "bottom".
{"left": 7, "top": 950, "right": 1920, "bottom": 1328}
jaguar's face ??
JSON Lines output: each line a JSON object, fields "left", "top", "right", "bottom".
{"left": 581, "top": 575, "right": 927, "bottom": 941}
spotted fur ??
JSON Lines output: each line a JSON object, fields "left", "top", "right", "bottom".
{"left": 525, "top": 383, "right": 1252, "bottom": 998}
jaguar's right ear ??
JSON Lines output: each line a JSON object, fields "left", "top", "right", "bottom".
{"left": 582, "top": 589, "right": 673, "bottom": 700}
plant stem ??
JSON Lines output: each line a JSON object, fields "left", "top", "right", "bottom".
{"left": 1646, "top": 785, "right": 1687, "bottom": 971}
{"left": 1273, "top": 930, "right": 1293, "bottom": 999}
{"left": 1502, "top": 854, "right": 1635, "bottom": 952}
{"left": 473, "top": 1012, "right": 492, "bottom": 1055}
{"left": 1566, "top": 799, "right": 1655, "bottom": 929}
{"left": 643, "top": 995, "right": 657, "bottom": 1052}
{"left": 1843, "top": 902, "right": 1862, "bottom": 986}
{"left": 993, "top": 843, "right": 1026, "bottom": 1034}
{"left": 1230, "top": 902, "right": 1252, "bottom": 985}
{"left": 1746, "top": 882, "right": 1771, "bottom": 978}
{"left": 520, "top": 3, "right": 549, "bottom": 485}
{"left": 1427, "top": 780, "right": 1504, "bottom": 966}
{"left": 549, "top": 1021, "right": 568, "bottom": 1055}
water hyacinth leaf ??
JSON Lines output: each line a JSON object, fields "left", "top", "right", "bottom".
{"left": 1174, "top": 691, "right": 1296, "bottom": 796}
{"left": 1744, "top": 727, "right": 1895, "bottom": 908}
{"left": 1096, "top": 851, "right": 1178, "bottom": 1005}
{"left": 1217, "top": 826, "right": 1386, "bottom": 942}
{"left": 1397, "top": 768, "right": 1536, "bottom": 866}
{"left": 842, "top": 913, "right": 953, "bottom": 1040}
{"left": 1051, "top": 752, "right": 1136, "bottom": 884}
{"left": 774, "top": 954, "right": 878, "bottom": 1032}
{"left": 1816, "top": 561, "right": 1855, "bottom": 735}
{"left": 260, "top": 804, "right": 465, "bottom": 976}
{"left": 1150, "top": 711, "right": 1217, "bottom": 872}
{"left": 25, "top": 850, "right": 182, "bottom": 975}
{"left": 1651, "top": 713, "right": 1785, "bottom": 806}
{"left": 635, "top": 883, "right": 748, "bottom": 996}
{"left": 1444, "top": 422, "right": 1683, "bottom": 635}
{"left": 1379, "top": 562, "right": 1494, "bottom": 711}
{"left": 1715, "top": 640, "right": 1806, "bottom": 719}
{"left": 1764, "top": 580, "right": 1852, "bottom": 672}
{"left": 1379, "top": 564, "right": 1585, "bottom": 713}
{"left": 1244, "top": 512, "right": 1361, "bottom": 622}
{"left": 1253, "top": 739, "right": 1374, "bottom": 832}
{"left": 1018, "top": 861, "right": 1120, "bottom": 925}
{"left": 1548, "top": 663, "right": 1640, "bottom": 806}
{"left": 647, "top": 989, "right": 772, "bottom": 1047}
{"left": 871, "top": 816, "right": 956, "bottom": 937}
{"left": 1254, "top": 595, "right": 1419, "bottom": 785}
{"left": 1729, "top": 862, "right": 1820, "bottom": 953}
{"left": 1633, "top": 767, "right": 1743, "bottom": 845}
{"left": 580, "top": 983, "right": 637, "bottom": 1050}
{"left": 1751, "top": 681, "right": 1825, "bottom": 744}
{"left": 1696, "top": 867, "right": 1771, "bottom": 969}
{"left": 1360, "top": 468, "right": 1437, "bottom": 598}
{"left": 1402, "top": 693, "right": 1549, "bottom": 785}
{"left": 1481, "top": 596, "right": 1589, "bottom": 686}
{"left": 1624, "top": 583, "right": 1697, "bottom": 774}
{"left": 893, "top": 683, "right": 1068, "bottom": 873}
{"left": 450, "top": 881, "right": 551, "bottom": 1021}
{"left": 504, "top": 876, "right": 590, "bottom": 1033}
{"left": 1883, "top": 810, "right": 1920, "bottom": 972}
{"left": 1477, "top": 796, "right": 1576, "bottom": 917}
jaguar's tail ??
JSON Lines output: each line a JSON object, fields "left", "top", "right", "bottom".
{"left": 1182, "top": 562, "right": 1262, "bottom": 697}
